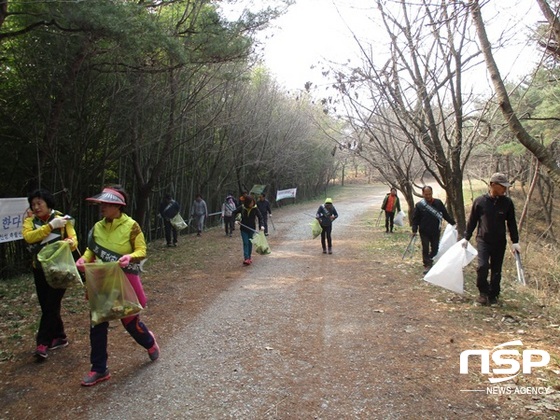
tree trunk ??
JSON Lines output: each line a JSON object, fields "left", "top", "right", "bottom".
{"left": 518, "top": 157, "right": 539, "bottom": 235}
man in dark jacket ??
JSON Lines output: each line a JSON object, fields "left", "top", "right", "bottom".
{"left": 412, "top": 186, "right": 456, "bottom": 274}
{"left": 464, "top": 173, "right": 520, "bottom": 305}
{"left": 256, "top": 193, "right": 272, "bottom": 236}
{"left": 159, "top": 194, "right": 180, "bottom": 247}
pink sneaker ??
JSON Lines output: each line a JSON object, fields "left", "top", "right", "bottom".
{"left": 81, "top": 370, "right": 110, "bottom": 386}
{"left": 148, "top": 331, "right": 160, "bottom": 361}
{"left": 243, "top": 259, "right": 251, "bottom": 265}
{"left": 34, "top": 344, "right": 48, "bottom": 360}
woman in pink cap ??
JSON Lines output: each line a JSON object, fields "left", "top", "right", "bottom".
{"left": 76, "top": 185, "right": 159, "bottom": 386}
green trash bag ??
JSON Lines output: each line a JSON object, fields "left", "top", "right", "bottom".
{"left": 170, "top": 213, "right": 188, "bottom": 231}
{"left": 84, "top": 262, "right": 143, "bottom": 325}
{"left": 311, "top": 218, "right": 322, "bottom": 239}
{"left": 37, "top": 240, "right": 83, "bottom": 289}
{"left": 250, "top": 231, "right": 271, "bottom": 255}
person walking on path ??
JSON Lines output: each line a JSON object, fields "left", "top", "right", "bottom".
{"left": 221, "top": 193, "right": 237, "bottom": 237}
{"left": 463, "top": 173, "right": 520, "bottom": 306}
{"left": 381, "top": 187, "right": 401, "bottom": 233}
{"left": 411, "top": 186, "right": 455, "bottom": 274}
{"left": 22, "top": 189, "right": 78, "bottom": 360}
{"left": 256, "top": 193, "right": 272, "bottom": 236}
{"left": 232, "top": 194, "right": 264, "bottom": 265}
{"left": 159, "top": 194, "right": 180, "bottom": 247}
{"left": 316, "top": 198, "right": 339, "bottom": 254}
{"left": 191, "top": 193, "right": 208, "bottom": 237}
{"left": 76, "top": 185, "right": 159, "bottom": 387}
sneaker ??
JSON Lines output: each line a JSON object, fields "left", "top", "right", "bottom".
{"left": 243, "top": 259, "right": 251, "bottom": 265}
{"left": 148, "top": 332, "right": 160, "bottom": 361}
{"left": 166, "top": 243, "right": 172, "bottom": 247}
{"left": 328, "top": 248, "right": 332, "bottom": 254}
{"left": 489, "top": 296, "right": 499, "bottom": 305}
{"left": 48, "top": 338, "right": 68, "bottom": 350}
{"left": 322, "top": 249, "right": 327, "bottom": 254}
{"left": 34, "top": 344, "right": 48, "bottom": 359}
{"left": 476, "top": 295, "right": 489, "bottom": 305}
{"left": 81, "top": 370, "right": 111, "bottom": 387}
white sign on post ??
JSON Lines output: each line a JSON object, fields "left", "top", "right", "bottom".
{"left": 0, "top": 198, "right": 29, "bottom": 243}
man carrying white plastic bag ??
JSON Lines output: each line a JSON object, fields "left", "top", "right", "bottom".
{"left": 424, "top": 239, "right": 477, "bottom": 294}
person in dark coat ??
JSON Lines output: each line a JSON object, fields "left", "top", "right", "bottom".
{"left": 256, "top": 193, "right": 272, "bottom": 236}
{"left": 159, "top": 194, "right": 180, "bottom": 247}
{"left": 232, "top": 194, "right": 264, "bottom": 265}
{"left": 411, "top": 186, "right": 455, "bottom": 274}
{"left": 464, "top": 173, "right": 520, "bottom": 305}
{"left": 316, "top": 198, "right": 339, "bottom": 254}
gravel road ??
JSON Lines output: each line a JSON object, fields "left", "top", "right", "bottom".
{"left": 87, "top": 185, "right": 396, "bottom": 419}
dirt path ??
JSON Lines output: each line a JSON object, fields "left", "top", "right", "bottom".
{"left": 1, "top": 183, "right": 558, "bottom": 419}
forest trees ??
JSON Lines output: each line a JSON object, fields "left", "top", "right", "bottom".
{"left": 330, "top": 0, "right": 489, "bottom": 232}
{"left": 0, "top": 0, "right": 340, "bottom": 276}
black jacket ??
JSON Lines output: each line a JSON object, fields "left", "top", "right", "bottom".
{"left": 411, "top": 198, "right": 455, "bottom": 235}
{"left": 159, "top": 200, "right": 180, "bottom": 220}
{"left": 464, "top": 193, "right": 519, "bottom": 244}
{"left": 232, "top": 204, "right": 263, "bottom": 234}
{"left": 316, "top": 204, "right": 338, "bottom": 227}
{"left": 256, "top": 199, "right": 272, "bottom": 216}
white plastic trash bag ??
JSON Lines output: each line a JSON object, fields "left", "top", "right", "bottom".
{"left": 394, "top": 210, "right": 406, "bottom": 227}
{"left": 434, "top": 224, "right": 458, "bottom": 261}
{"left": 424, "top": 240, "right": 477, "bottom": 294}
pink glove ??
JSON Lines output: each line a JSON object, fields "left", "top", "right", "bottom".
{"left": 76, "top": 257, "right": 87, "bottom": 272}
{"left": 118, "top": 254, "right": 131, "bottom": 268}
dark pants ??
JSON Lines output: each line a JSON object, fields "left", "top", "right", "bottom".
{"left": 321, "top": 225, "right": 333, "bottom": 250}
{"left": 90, "top": 315, "right": 154, "bottom": 373}
{"left": 224, "top": 215, "right": 235, "bottom": 235}
{"left": 33, "top": 266, "right": 66, "bottom": 346}
{"left": 163, "top": 219, "right": 177, "bottom": 245}
{"left": 261, "top": 214, "right": 269, "bottom": 234}
{"left": 476, "top": 239, "right": 506, "bottom": 299}
{"left": 420, "top": 230, "right": 439, "bottom": 267}
{"left": 384, "top": 211, "right": 395, "bottom": 232}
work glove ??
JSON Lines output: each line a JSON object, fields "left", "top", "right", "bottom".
{"left": 64, "top": 237, "right": 75, "bottom": 248}
{"left": 118, "top": 254, "right": 131, "bottom": 268}
{"left": 235, "top": 220, "right": 240, "bottom": 225}
{"left": 460, "top": 238, "right": 469, "bottom": 249}
{"left": 511, "top": 243, "right": 521, "bottom": 254}
{"left": 76, "top": 256, "right": 87, "bottom": 272}
{"left": 49, "top": 217, "right": 67, "bottom": 230}
{"left": 260, "top": 226, "right": 264, "bottom": 231}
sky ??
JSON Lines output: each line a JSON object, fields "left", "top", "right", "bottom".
{"left": 220, "top": 0, "right": 545, "bottom": 94}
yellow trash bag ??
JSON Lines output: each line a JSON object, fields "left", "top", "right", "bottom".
{"left": 170, "top": 213, "right": 188, "bottom": 231}
{"left": 251, "top": 231, "right": 271, "bottom": 255}
{"left": 84, "top": 262, "right": 143, "bottom": 325}
{"left": 311, "top": 218, "right": 322, "bottom": 239}
{"left": 37, "top": 240, "right": 83, "bottom": 289}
